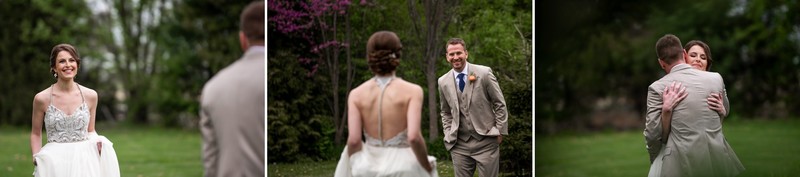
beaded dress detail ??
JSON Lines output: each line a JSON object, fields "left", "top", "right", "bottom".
{"left": 44, "top": 85, "right": 89, "bottom": 143}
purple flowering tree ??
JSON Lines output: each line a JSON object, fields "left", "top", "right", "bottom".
{"left": 269, "top": 0, "right": 359, "bottom": 145}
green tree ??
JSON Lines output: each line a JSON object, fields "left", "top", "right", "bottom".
{"left": 0, "top": 0, "right": 98, "bottom": 125}
{"left": 147, "top": 0, "right": 254, "bottom": 127}
{"left": 406, "top": 0, "right": 462, "bottom": 141}
{"left": 450, "top": 0, "right": 532, "bottom": 175}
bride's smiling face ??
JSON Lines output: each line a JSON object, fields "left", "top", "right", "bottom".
{"left": 686, "top": 45, "right": 708, "bottom": 71}
{"left": 53, "top": 51, "right": 79, "bottom": 79}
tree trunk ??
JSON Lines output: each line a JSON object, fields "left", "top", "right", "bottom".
{"left": 339, "top": 11, "right": 355, "bottom": 145}
{"left": 427, "top": 70, "right": 439, "bottom": 140}
{"left": 407, "top": 0, "right": 460, "bottom": 141}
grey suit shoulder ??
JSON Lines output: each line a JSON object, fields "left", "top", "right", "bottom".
{"left": 200, "top": 47, "right": 265, "bottom": 177}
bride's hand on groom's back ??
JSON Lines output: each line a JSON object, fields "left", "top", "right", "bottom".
{"left": 707, "top": 93, "right": 726, "bottom": 118}
{"left": 662, "top": 81, "right": 688, "bottom": 112}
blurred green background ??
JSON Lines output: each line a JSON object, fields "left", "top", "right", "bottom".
{"left": 536, "top": 0, "right": 800, "bottom": 176}
{"left": 0, "top": 0, "right": 257, "bottom": 176}
{"left": 268, "top": 0, "right": 531, "bottom": 176}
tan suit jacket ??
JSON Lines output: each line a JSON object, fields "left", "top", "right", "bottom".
{"left": 438, "top": 63, "right": 508, "bottom": 150}
{"left": 644, "top": 64, "right": 743, "bottom": 176}
{"left": 200, "top": 47, "right": 265, "bottom": 177}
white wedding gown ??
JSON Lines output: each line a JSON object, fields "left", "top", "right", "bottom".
{"left": 33, "top": 87, "right": 120, "bottom": 177}
{"left": 334, "top": 131, "right": 438, "bottom": 177}
{"left": 648, "top": 143, "right": 666, "bottom": 177}
{"left": 334, "top": 76, "right": 438, "bottom": 177}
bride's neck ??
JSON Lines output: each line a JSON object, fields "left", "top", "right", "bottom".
{"left": 375, "top": 72, "right": 396, "bottom": 89}
{"left": 375, "top": 73, "right": 395, "bottom": 79}
{"left": 54, "top": 79, "right": 77, "bottom": 92}
{"left": 375, "top": 71, "right": 396, "bottom": 79}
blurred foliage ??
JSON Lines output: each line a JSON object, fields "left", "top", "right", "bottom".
{"left": 451, "top": 1, "right": 532, "bottom": 176}
{"left": 536, "top": 0, "right": 800, "bottom": 133}
{"left": 146, "top": 0, "right": 253, "bottom": 127}
{"left": 0, "top": 0, "right": 256, "bottom": 127}
{"left": 267, "top": 50, "right": 330, "bottom": 162}
{"left": 0, "top": 0, "right": 95, "bottom": 125}
{"left": 500, "top": 76, "right": 533, "bottom": 176}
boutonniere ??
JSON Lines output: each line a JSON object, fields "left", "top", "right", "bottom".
{"left": 468, "top": 72, "right": 477, "bottom": 82}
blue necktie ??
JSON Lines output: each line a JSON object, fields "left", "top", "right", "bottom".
{"left": 457, "top": 73, "right": 465, "bottom": 92}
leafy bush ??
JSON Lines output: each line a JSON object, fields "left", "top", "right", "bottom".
{"left": 267, "top": 51, "right": 330, "bottom": 163}
{"left": 499, "top": 75, "right": 532, "bottom": 177}
{"left": 427, "top": 137, "right": 452, "bottom": 161}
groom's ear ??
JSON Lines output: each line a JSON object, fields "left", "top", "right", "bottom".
{"left": 683, "top": 50, "right": 689, "bottom": 61}
{"left": 658, "top": 58, "right": 667, "bottom": 70}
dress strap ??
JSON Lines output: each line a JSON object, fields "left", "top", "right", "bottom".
{"left": 48, "top": 84, "right": 55, "bottom": 106}
{"left": 375, "top": 75, "right": 394, "bottom": 147}
{"left": 49, "top": 83, "right": 84, "bottom": 104}
{"left": 76, "top": 83, "right": 85, "bottom": 104}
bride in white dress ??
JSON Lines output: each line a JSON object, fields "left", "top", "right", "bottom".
{"left": 30, "top": 44, "right": 120, "bottom": 177}
{"left": 334, "top": 31, "right": 437, "bottom": 177}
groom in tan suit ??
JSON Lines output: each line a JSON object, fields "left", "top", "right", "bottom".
{"left": 644, "top": 34, "right": 744, "bottom": 176}
{"left": 199, "top": 1, "right": 264, "bottom": 177}
{"left": 438, "top": 38, "right": 508, "bottom": 177}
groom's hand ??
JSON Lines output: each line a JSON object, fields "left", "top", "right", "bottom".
{"left": 497, "top": 134, "right": 503, "bottom": 144}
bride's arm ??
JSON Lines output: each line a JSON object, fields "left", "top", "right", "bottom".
{"left": 87, "top": 88, "right": 98, "bottom": 133}
{"left": 86, "top": 89, "right": 102, "bottom": 155}
{"left": 346, "top": 92, "right": 363, "bottom": 156}
{"left": 30, "top": 94, "right": 46, "bottom": 165}
{"left": 660, "top": 81, "right": 687, "bottom": 142}
{"left": 407, "top": 85, "right": 433, "bottom": 173}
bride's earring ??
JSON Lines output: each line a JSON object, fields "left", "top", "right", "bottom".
{"left": 53, "top": 73, "right": 57, "bottom": 78}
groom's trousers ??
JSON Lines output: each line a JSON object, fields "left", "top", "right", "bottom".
{"left": 450, "top": 135, "right": 500, "bottom": 177}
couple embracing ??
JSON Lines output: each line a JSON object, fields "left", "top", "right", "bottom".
{"left": 645, "top": 34, "right": 745, "bottom": 176}
{"left": 334, "top": 31, "right": 508, "bottom": 177}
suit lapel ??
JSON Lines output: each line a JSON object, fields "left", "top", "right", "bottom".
{"left": 463, "top": 63, "right": 476, "bottom": 110}
{"left": 444, "top": 70, "right": 460, "bottom": 107}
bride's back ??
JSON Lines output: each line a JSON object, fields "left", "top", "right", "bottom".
{"left": 352, "top": 78, "right": 417, "bottom": 140}
{"left": 336, "top": 31, "right": 435, "bottom": 177}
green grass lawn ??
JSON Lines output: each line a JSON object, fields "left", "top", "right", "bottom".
{"left": 0, "top": 124, "right": 202, "bottom": 177}
{"left": 536, "top": 119, "right": 800, "bottom": 177}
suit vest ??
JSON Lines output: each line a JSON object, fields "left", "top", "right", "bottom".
{"left": 457, "top": 89, "right": 483, "bottom": 141}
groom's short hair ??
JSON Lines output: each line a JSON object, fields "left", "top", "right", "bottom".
{"left": 656, "top": 34, "right": 684, "bottom": 64}
{"left": 446, "top": 38, "right": 467, "bottom": 50}
{"left": 240, "top": 1, "right": 264, "bottom": 43}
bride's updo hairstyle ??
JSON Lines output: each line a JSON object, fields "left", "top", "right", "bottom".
{"left": 366, "top": 31, "right": 402, "bottom": 75}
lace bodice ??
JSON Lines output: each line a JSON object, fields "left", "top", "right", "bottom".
{"left": 44, "top": 84, "right": 90, "bottom": 143}
{"left": 364, "top": 130, "right": 409, "bottom": 147}
{"left": 45, "top": 103, "right": 90, "bottom": 143}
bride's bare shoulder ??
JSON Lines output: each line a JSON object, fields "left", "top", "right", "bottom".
{"left": 78, "top": 85, "right": 98, "bottom": 98}
{"left": 395, "top": 78, "right": 422, "bottom": 92}
{"left": 33, "top": 87, "right": 51, "bottom": 105}
{"left": 77, "top": 85, "right": 99, "bottom": 105}
{"left": 349, "top": 81, "right": 372, "bottom": 97}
